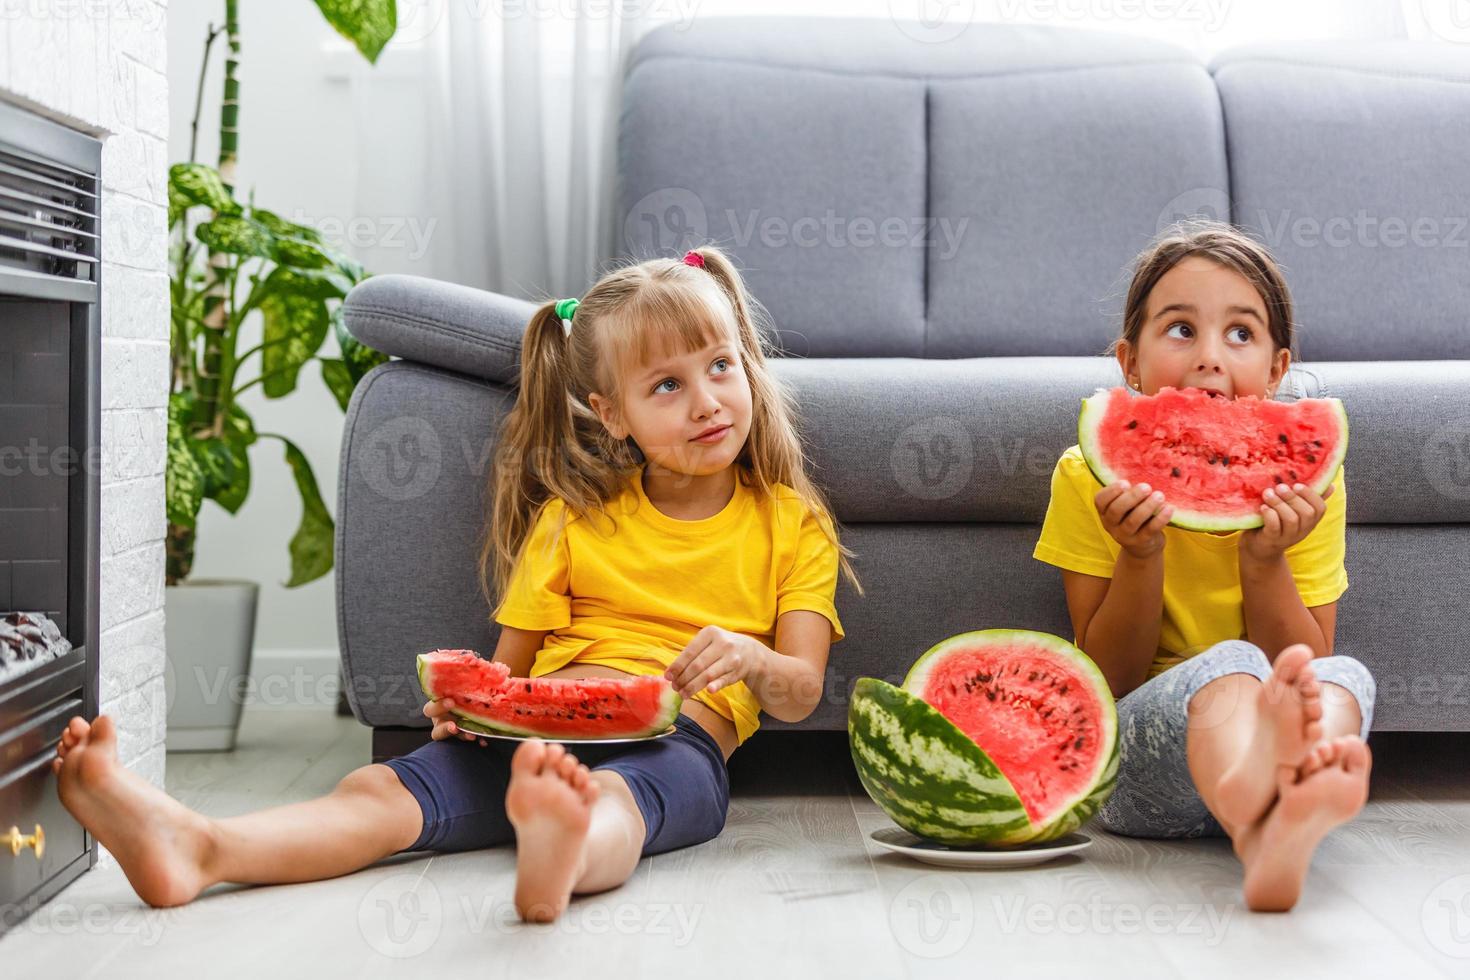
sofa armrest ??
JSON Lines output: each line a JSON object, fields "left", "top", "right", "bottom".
{"left": 342, "top": 274, "right": 538, "bottom": 385}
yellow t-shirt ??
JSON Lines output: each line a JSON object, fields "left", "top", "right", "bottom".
{"left": 492, "top": 467, "right": 846, "bottom": 744}
{"left": 1033, "top": 445, "right": 1348, "bottom": 679}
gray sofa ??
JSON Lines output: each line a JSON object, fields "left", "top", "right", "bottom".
{"left": 337, "top": 20, "right": 1470, "bottom": 759}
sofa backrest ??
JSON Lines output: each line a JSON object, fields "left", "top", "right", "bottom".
{"left": 620, "top": 20, "right": 1468, "bottom": 362}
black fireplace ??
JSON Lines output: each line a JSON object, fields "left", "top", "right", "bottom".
{"left": 0, "top": 100, "right": 102, "bottom": 935}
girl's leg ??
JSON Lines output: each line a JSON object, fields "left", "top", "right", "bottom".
{"left": 52, "top": 715, "right": 425, "bottom": 908}
{"left": 1096, "top": 640, "right": 1276, "bottom": 839}
{"left": 1193, "top": 644, "right": 1321, "bottom": 833}
{"left": 1199, "top": 648, "right": 1375, "bottom": 833}
{"left": 509, "top": 714, "right": 729, "bottom": 922}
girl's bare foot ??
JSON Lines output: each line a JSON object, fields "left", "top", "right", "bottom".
{"left": 505, "top": 739, "right": 600, "bottom": 923}
{"left": 1215, "top": 644, "right": 1323, "bottom": 828}
{"left": 1237, "top": 735, "right": 1371, "bottom": 912}
{"left": 52, "top": 715, "right": 219, "bottom": 907}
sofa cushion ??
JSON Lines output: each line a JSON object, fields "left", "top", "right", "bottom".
{"left": 1213, "top": 42, "right": 1470, "bottom": 361}
{"left": 622, "top": 19, "right": 1217, "bottom": 358}
{"left": 775, "top": 356, "right": 1470, "bottom": 525}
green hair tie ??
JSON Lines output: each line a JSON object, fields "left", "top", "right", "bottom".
{"left": 554, "top": 298, "right": 580, "bottom": 323}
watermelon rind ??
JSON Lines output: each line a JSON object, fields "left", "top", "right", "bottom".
{"left": 849, "top": 678, "right": 1037, "bottom": 847}
{"left": 416, "top": 653, "right": 683, "bottom": 739}
{"left": 900, "top": 629, "right": 1119, "bottom": 842}
{"left": 1076, "top": 386, "right": 1348, "bottom": 533}
{"left": 449, "top": 684, "right": 683, "bottom": 740}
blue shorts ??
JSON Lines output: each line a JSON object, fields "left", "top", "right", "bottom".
{"left": 1095, "top": 639, "right": 1376, "bottom": 839}
{"left": 381, "top": 713, "right": 729, "bottom": 856}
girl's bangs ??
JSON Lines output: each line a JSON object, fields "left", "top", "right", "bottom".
{"left": 604, "top": 281, "right": 737, "bottom": 383}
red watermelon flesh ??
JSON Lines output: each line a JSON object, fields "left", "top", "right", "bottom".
{"left": 415, "top": 649, "right": 682, "bottom": 739}
{"left": 903, "top": 631, "right": 1115, "bottom": 828}
{"left": 416, "top": 649, "right": 511, "bottom": 698}
{"left": 1078, "top": 386, "right": 1348, "bottom": 532}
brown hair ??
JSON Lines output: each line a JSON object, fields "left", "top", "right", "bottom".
{"left": 480, "top": 246, "right": 862, "bottom": 612}
{"left": 1115, "top": 220, "right": 1295, "bottom": 360}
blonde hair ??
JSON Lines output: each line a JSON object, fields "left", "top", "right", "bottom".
{"left": 480, "top": 246, "right": 862, "bottom": 612}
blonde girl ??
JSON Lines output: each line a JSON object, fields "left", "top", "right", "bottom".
{"left": 51, "top": 247, "right": 856, "bottom": 924}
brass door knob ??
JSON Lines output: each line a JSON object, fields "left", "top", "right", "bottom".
{"left": 4, "top": 824, "right": 44, "bottom": 859}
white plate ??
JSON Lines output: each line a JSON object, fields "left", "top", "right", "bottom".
{"left": 455, "top": 723, "right": 678, "bottom": 745}
{"left": 869, "top": 827, "right": 1093, "bottom": 868}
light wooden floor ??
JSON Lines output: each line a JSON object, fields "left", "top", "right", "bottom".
{"left": 5, "top": 705, "right": 1470, "bottom": 978}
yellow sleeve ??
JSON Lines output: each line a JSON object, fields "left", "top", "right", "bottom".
{"left": 492, "top": 500, "right": 572, "bottom": 631}
{"left": 1284, "top": 467, "right": 1349, "bottom": 607}
{"left": 1032, "top": 448, "right": 1118, "bottom": 579}
{"left": 778, "top": 502, "right": 846, "bottom": 643}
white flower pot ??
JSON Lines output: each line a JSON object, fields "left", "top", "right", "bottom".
{"left": 164, "top": 579, "right": 258, "bottom": 752}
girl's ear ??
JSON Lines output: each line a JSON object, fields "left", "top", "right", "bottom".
{"left": 1115, "top": 341, "right": 1139, "bottom": 391}
{"left": 1267, "top": 346, "right": 1291, "bottom": 398}
{"left": 587, "top": 391, "right": 627, "bottom": 440}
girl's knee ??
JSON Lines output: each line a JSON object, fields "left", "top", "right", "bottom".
{"left": 337, "top": 762, "right": 415, "bottom": 804}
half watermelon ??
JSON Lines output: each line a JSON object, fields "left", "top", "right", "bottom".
{"left": 416, "top": 649, "right": 683, "bottom": 739}
{"left": 1078, "top": 385, "right": 1348, "bottom": 532}
{"left": 849, "top": 630, "right": 1118, "bottom": 847}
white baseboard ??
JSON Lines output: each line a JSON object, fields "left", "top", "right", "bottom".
{"left": 245, "top": 647, "right": 342, "bottom": 709}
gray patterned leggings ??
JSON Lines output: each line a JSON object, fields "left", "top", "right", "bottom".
{"left": 1095, "top": 639, "right": 1376, "bottom": 839}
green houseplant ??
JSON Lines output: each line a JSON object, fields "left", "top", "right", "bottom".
{"left": 164, "top": 0, "right": 395, "bottom": 749}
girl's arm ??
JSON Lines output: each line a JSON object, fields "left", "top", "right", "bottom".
{"left": 663, "top": 611, "right": 832, "bottom": 724}
{"left": 1063, "top": 481, "right": 1173, "bottom": 698}
{"left": 746, "top": 610, "right": 830, "bottom": 724}
{"left": 1239, "top": 483, "right": 1337, "bottom": 659}
{"left": 1063, "top": 554, "right": 1163, "bottom": 698}
{"left": 491, "top": 625, "right": 548, "bottom": 678}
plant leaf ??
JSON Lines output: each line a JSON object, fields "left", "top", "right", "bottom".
{"left": 318, "top": 357, "right": 355, "bottom": 411}
{"left": 253, "top": 208, "right": 323, "bottom": 244}
{"left": 196, "top": 214, "right": 275, "bottom": 258}
{"left": 333, "top": 305, "right": 389, "bottom": 383}
{"left": 212, "top": 432, "right": 252, "bottom": 515}
{"left": 227, "top": 403, "right": 259, "bottom": 447}
{"left": 272, "top": 235, "right": 334, "bottom": 270}
{"left": 169, "top": 163, "right": 240, "bottom": 216}
{"left": 278, "top": 437, "right": 334, "bottom": 587}
{"left": 312, "top": 0, "right": 397, "bottom": 63}
{"left": 191, "top": 436, "right": 239, "bottom": 500}
{"left": 258, "top": 268, "right": 332, "bottom": 398}
{"left": 166, "top": 394, "right": 205, "bottom": 527}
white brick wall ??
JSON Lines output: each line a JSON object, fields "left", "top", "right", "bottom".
{"left": 1, "top": 0, "right": 172, "bottom": 830}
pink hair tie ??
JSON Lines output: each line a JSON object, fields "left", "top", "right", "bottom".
{"left": 682, "top": 250, "right": 705, "bottom": 268}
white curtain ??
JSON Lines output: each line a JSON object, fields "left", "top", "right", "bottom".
{"left": 366, "top": 0, "right": 1423, "bottom": 300}
{"left": 404, "top": 0, "right": 675, "bottom": 300}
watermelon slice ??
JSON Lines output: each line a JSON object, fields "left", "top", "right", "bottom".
{"left": 416, "top": 649, "right": 683, "bottom": 740}
{"left": 848, "top": 630, "right": 1118, "bottom": 847}
{"left": 1078, "top": 385, "right": 1348, "bottom": 532}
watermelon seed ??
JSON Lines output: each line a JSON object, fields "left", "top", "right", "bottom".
{"left": 1073, "top": 737, "right": 1085, "bottom": 750}
{"left": 1289, "top": 470, "right": 1299, "bottom": 481}
{"left": 1171, "top": 467, "right": 1181, "bottom": 478}
{"left": 1059, "top": 684, "right": 1068, "bottom": 695}
{"left": 1305, "top": 453, "right": 1317, "bottom": 463}
{"left": 1313, "top": 439, "right": 1323, "bottom": 447}
{"left": 1278, "top": 433, "right": 1288, "bottom": 444}
{"left": 986, "top": 689, "right": 996, "bottom": 702}
{"left": 1127, "top": 420, "right": 1138, "bottom": 430}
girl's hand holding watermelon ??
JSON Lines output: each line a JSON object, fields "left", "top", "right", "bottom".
{"left": 423, "top": 696, "right": 489, "bottom": 747}
{"left": 1094, "top": 480, "right": 1175, "bottom": 559}
{"left": 664, "top": 625, "right": 768, "bottom": 698}
{"left": 1240, "top": 482, "right": 1335, "bottom": 563}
